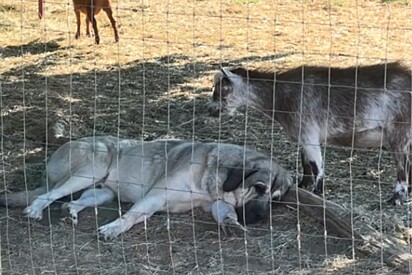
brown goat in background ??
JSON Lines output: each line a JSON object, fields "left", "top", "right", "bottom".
{"left": 73, "top": 0, "right": 119, "bottom": 44}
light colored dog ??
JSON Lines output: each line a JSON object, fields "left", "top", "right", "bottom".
{"left": 0, "top": 136, "right": 291, "bottom": 240}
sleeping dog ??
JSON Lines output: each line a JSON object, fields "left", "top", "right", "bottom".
{"left": 0, "top": 136, "right": 291, "bottom": 240}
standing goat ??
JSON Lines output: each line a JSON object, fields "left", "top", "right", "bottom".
{"left": 73, "top": 0, "right": 119, "bottom": 44}
{"left": 208, "top": 62, "right": 412, "bottom": 205}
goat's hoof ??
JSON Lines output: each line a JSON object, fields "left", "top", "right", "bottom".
{"left": 312, "top": 177, "right": 324, "bottom": 195}
{"left": 313, "top": 188, "right": 323, "bottom": 196}
{"left": 312, "top": 184, "right": 324, "bottom": 195}
{"left": 389, "top": 183, "right": 409, "bottom": 206}
{"left": 75, "top": 34, "right": 80, "bottom": 39}
{"left": 114, "top": 36, "right": 119, "bottom": 43}
{"left": 298, "top": 176, "right": 313, "bottom": 189}
{"left": 388, "top": 194, "right": 406, "bottom": 206}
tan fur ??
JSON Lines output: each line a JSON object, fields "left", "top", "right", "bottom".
{"left": 73, "top": 0, "right": 119, "bottom": 44}
{"left": 0, "top": 186, "right": 46, "bottom": 208}
{"left": 0, "top": 136, "right": 291, "bottom": 240}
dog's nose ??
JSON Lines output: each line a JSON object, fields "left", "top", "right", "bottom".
{"left": 207, "top": 101, "right": 221, "bottom": 117}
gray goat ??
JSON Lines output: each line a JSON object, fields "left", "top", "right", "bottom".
{"left": 208, "top": 62, "right": 412, "bottom": 205}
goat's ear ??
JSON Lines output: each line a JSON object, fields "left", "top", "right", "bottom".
{"left": 223, "top": 168, "right": 258, "bottom": 192}
{"left": 219, "top": 66, "right": 236, "bottom": 79}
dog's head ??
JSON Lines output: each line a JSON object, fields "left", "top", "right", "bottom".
{"left": 207, "top": 66, "right": 246, "bottom": 117}
{"left": 222, "top": 166, "right": 291, "bottom": 225}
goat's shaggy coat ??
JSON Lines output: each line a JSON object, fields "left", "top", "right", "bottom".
{"left": 208, "top": 62, "right": 412, "bottom": 204}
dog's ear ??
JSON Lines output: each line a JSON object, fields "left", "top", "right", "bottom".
{"left": 270, "top": 170, "right": 292, "bottom": 201}
{"left": 223, "top": 168, "right": 259, "bottom": 192}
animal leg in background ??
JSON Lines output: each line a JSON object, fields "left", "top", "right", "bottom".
{"left": 62, "top": 187, "right": 115, "bottom": 225}
{"left": 86, "top": 6, "right": 100, "bottom": 44}
{"left": 98, "top": 189, "right": 167, "bottom": 240}
{"left": 86, "top": 7, "right": 101, "bottom": 36}
{"left": 85, "top": 16, "right": 91, "bottom": 36}
{"left": 75, "top": 8, "right": 82, "bottom": 39}
{"left": 23, "top": 165, "right": 108, "bottom": 220}
{"left": 103, "top": 6, "right": 119, "bottom": 42}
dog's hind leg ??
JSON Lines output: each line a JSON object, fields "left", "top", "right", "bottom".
{"left": 23, "top": 166, "right": 108, "bottom": 220}
{"left": 62, "top": 187, "right": 115, "bottom": 225}
{"left": 98, "top": 190, "right": 166, "bottom": 240}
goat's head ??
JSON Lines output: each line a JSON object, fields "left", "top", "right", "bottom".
{"left": 207, "top": 66, "right": 245, "bottom": 117}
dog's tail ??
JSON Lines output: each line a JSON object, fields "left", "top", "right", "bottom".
{"left": 0, "top": 185, "right": 47, "bottom": 208}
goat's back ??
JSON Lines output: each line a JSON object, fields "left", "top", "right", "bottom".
{"left": 276, "top": 62, "right": 410, "bottom": 89}
{"left": 236, "top": 62, "right": 411, "bottom": 141}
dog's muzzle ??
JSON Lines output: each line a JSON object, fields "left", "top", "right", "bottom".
{"left": 235, "top": 198, "right": 269, "bottom": 225}
{"left": 207, "top": 101, "right": 222, "bottom": 117}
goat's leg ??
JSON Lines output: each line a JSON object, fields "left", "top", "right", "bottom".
{"left": 409, "top": 144, "right": 412, "bottom": 193}
{"left": 301, "top": 141, "right": 324, "bottom": 195}
{"left": 387, "top": 127, "right": 411, "bottom": 205}
{"left": 86, "top": 7, "right": 99, "bottom": 44}
{"left": 103, "top": 7, "right": 119, "bottom": 42}
{"left": 299, "top": 150, "right": 314, "bottom": 188}
{"left": 75, "top": 8, "right": 81, "bottom": 39}
{"left": 85, "top": 17, "right": 91, "bottom": 36}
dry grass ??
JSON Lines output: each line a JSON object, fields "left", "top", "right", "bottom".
{"left": 1, "top": 0, "right": 412, "bottom": 274}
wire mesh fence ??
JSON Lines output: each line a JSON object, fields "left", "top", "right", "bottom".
{"left": 1, "top": 0, "right": 412, "bottom": 274}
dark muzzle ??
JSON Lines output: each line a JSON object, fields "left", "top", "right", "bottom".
{"left": 235, "top": 199, "right": 269, "bottom": 225}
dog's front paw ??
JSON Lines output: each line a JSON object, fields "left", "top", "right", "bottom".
{"left": 23, "top": 205, "right": 43, "bottom": 220}
{"left": 62, "top": 203, "right": 79, "bottom": 225}
{"left": 389, "top": 182, "right": 409, "bottom": 206}
{"left": 222, "top": 217, "right": 247, "bottom": 235}
{"left": 98, "top": 219, "right": 124, "bottom": 241}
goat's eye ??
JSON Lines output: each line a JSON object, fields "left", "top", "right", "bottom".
{"left": 219, "top": 78, "right": 232, "bottom": 96}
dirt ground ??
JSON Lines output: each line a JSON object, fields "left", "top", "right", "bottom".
{"left": 1, "top": 0, "right": 412, "bottom": 274}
